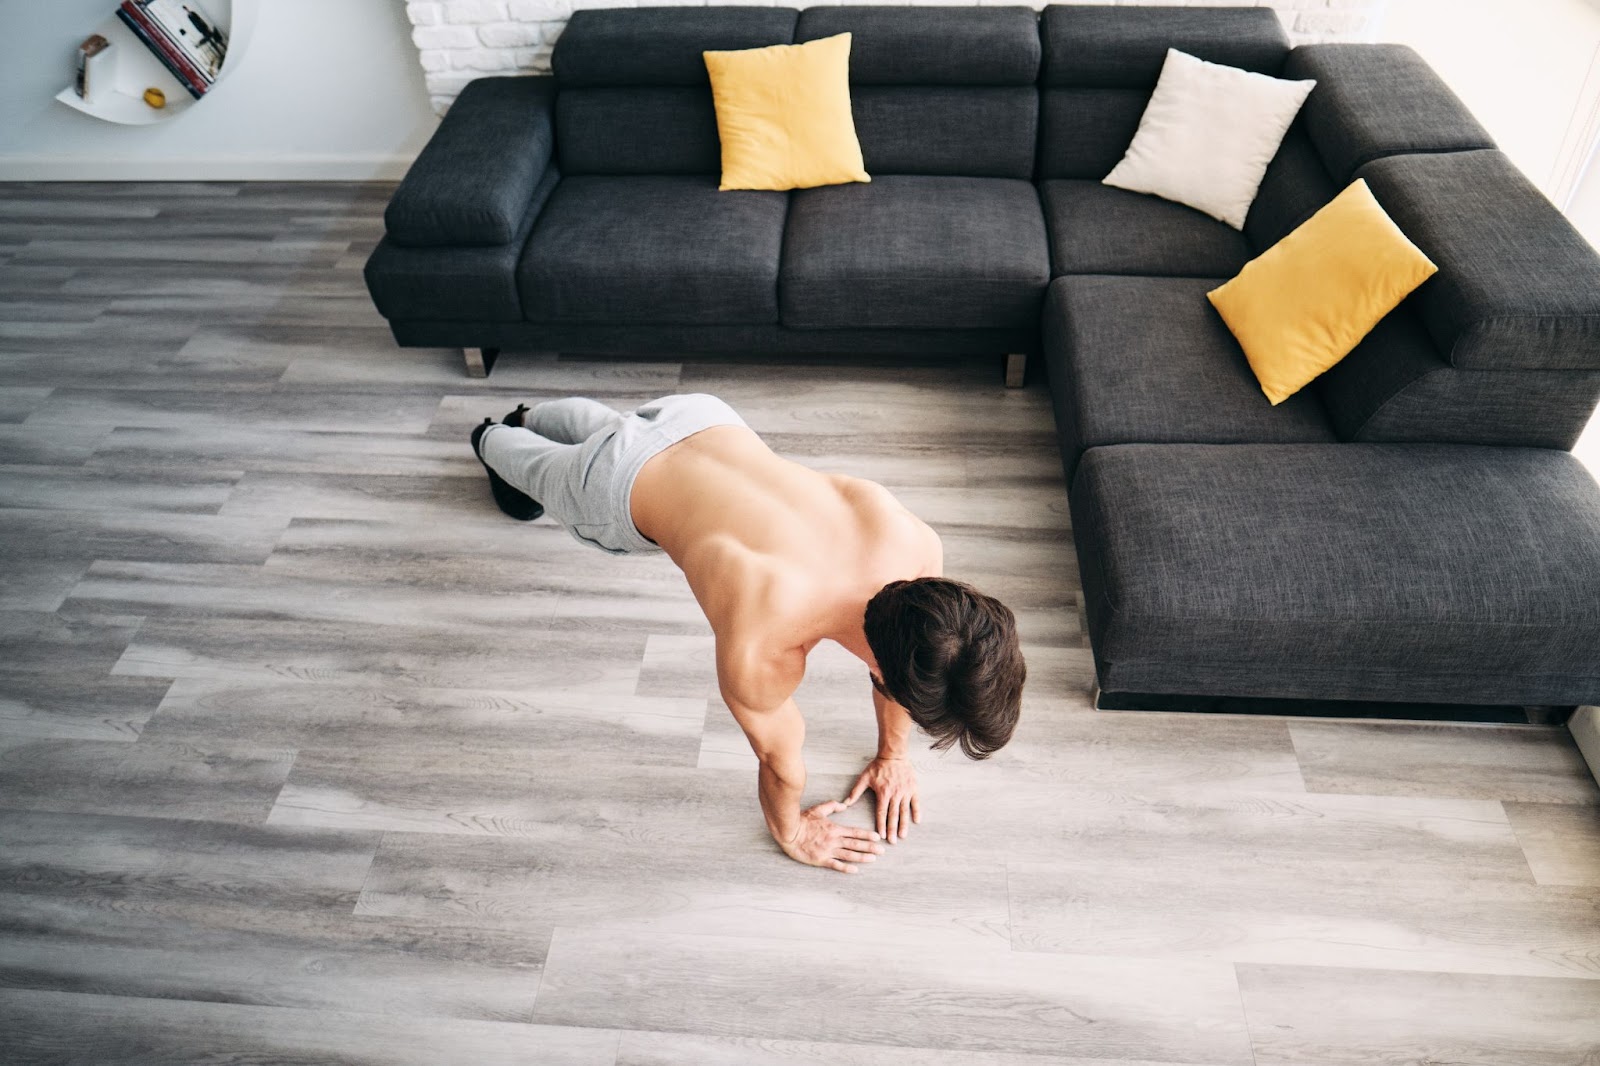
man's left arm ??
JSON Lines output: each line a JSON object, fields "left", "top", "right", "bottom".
{"left": 845, "top": 685, "right": 921, "bottom": 843}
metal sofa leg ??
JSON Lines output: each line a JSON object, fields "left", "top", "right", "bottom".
{"left": 1005, "top": 352, "right": 1027, "bottom": 388}
{"left": 464, "top": 347, "right": 500, "bottom": 378}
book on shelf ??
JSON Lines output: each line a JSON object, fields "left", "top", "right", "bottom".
{"left": 114, "top": 0, "right": 227, "bottom": 100}
{"left": 75, "top": 34, "right": 113, "bottom": 104}
{"left": 143, "top": 0, "right": 226, "bottom": 81}
{"left": 116, "top": 3, "right": 208, "bottom": 99}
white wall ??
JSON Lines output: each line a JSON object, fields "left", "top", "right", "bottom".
{"left": 0, "top": 0, "right": 439, "bottom": 180}
{"left": 1373, "top": 0, "right": 1600, "bottom": 198}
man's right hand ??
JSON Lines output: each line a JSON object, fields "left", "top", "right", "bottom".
{"left": 779, "top": 800, "right": 884, "bottom": 873}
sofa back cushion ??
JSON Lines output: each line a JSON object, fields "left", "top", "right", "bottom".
{"left": 552, "top": 7, "right": 797, "bottom": 175}
{"left": 1243, "top": 124, "right": 1339, "bottom": 252}
{"left": 1037, "top": 5, "right": 1290, "bottom": 180}
{"left": 795, "top": 7, "right": 1041, "bottom": 179}
{"left": 1285, "top": 44, "right": 1495, "bottom": 183}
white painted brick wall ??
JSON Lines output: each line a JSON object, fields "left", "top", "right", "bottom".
{"left": 404, "top": 0, "right": 1384, "bottom": 114}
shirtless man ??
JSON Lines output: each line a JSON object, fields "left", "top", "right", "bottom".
{"left": 471, "top": 394, "right": 1026, "bottom": 873}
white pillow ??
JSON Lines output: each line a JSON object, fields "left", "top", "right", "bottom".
{"left": 1103, "top": 49, "right": 1315, "bottom": 230}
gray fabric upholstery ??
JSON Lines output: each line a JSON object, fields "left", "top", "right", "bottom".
{"left": 385, "top": 77, "right": 555, "bottom": 248}
{"left": 1311, "top": 307, "right": 1449, "bottom": 437}
{"left": 796, "top": 9, "right": 1041, "bottom": 178}
{"left": 780, "top": 175, "right": 1049, "bottom": 329}
{"left": 549, "top": 7, "right": 793, "bottom": 176}
{"left": 1043, "top": 277, "right": 1335, "bottom": 481}
{"left": 1038, "top": 88, "right": 1149, "bottom": 179}
{"left": 1337, "top": 366, "right": 1600, "bottom": 450}
{"left": 519, "top": 175, "right": 787, "bottom": 324}
{"left": 1243, "top": 125, "right": 1338, "bottom": 252}
{"left": 1042, "top": 181, "right": 1252, "bottom": 277}
{"left": 1040, "top": 5, "right": 1290, "bottom": 87}
{"left": 1286, "top": 44, "right": 1495, "bottom": 181}
{"left": 1311, "top": 306, "right": 1600, "bottom": 451}
{"left": 851, "top": 86, "right": 1038, "bottom": 178}
{"left": 556, "top": 88, "right": 720, "bottom": 175}
{"left": 796, "top": 6, "right": 1040, "bottom": 84}
{"left": 551, "top": 7, "right": 795, "bottom": 87}
{"left": 1071, "top": 443, "right": 1600, "bottom": 705}
{"left": 366, "top": 166, "right": 558, "bottom": 322}
{"left": 1359, "top": 150, "right": 1600, "bottom": 371}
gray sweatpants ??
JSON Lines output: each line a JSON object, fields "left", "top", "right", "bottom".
{"left": 478, "top": 393, "right": 748, "bottom": 555}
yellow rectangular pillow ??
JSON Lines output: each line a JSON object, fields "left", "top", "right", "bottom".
{"left": 1207, "top": 178, "right": 1438, "bottom": 405}
{"left": 703, "top": 33, "right": 870, "bottom": 192}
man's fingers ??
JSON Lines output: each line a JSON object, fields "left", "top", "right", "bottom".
{"left": 816, "top": 800, "right": 845, "bottom": 816}
{"left": 839, "top": 837, "right": 883, "bottom": 856}
{"left": 911, "top": 794, "right": 922, "bottom": 824}
{"left": 845, "top": 777, "right": 867, "bottom": 806}
{"left": 842, "top": 826, "right": 880, "bottom": 842}
{"left": 828, "top": 859, "right": 857, "bottom": 874}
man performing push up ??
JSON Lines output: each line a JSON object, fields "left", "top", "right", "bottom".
{"left": 471, "top": 394, "right": 1025, "bottom": 873}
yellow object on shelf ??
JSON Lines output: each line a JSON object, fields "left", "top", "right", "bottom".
{"left": 143, "top": 86, "right": 166, "bottom": 109}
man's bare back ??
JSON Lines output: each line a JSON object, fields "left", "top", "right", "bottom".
{"left": 634, "top": 425, "right": 940, "bottom": 871}
{"left": 475, "top": 396, "right": 1025, "bottom": 873}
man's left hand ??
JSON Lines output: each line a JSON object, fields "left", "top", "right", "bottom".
{"left": 845, "top": 757, "right": 920, "bottom": 844}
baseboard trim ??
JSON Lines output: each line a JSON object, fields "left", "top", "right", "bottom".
{"left": 1571, "top": 706, "right": 1600, "bottom": 784}
{"left": 0, "top": 154, "right": 415, "bottom": 182}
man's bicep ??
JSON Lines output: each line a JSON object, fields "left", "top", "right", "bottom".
{"left": 716, "top": 641, "right": 806, "bottom": 763}
{"left": 727, "top": 695, "right": 805, "bottom": 765}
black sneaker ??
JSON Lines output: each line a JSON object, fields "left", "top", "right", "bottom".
{"left": 471, "top": 418, "right": 543, "bottom": 521}
{"left": 503, "top": 403, "right": 530, "bottom": 427}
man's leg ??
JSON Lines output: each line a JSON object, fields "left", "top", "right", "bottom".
{"left": 520, "top": 398, "right": 623, "bottom": 444}
{"left": 477, "top": 424, "right": 582, "bottom": 515}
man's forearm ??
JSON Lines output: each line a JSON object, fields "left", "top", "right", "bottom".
{"left": 873, "top": 688, "right": 914, "bottom": 759}
{"left": 757, "top": 755, "right": 805, "bottom": 844}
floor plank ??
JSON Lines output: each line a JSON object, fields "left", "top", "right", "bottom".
{"left": 1505, "top": 801, "right": 1600, "bottom": 886}
{"left": 534, "top": 927, "right": 1255, "bottom": 1062}
{"left": 357, "top": 824, "right": 1011, "bottom": 952}
{"left": 0, "top": 988, "right": 618, "bottom": 1066}
{"left": 0, "top": 737, "right": 295, "bottom": 823}
{"left": 1008, "top": 858, "right": 1600, "bottom": 980}
{"left": 1290, "top": 721, "right": 1600, "bottom": 805}
{"left": 614, "top": 1030, "right": 1210, "bottom": 1066}
{"left": 1235, "top": 963, "right": 1600, "bottom": 1065}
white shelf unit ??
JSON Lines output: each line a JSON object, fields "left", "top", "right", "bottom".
{"left": 55, "top": 1, "right": 255, "bottom": 126}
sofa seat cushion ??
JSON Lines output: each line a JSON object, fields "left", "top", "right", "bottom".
{"left": 1043, "top": 276, "right": 1335, "bottom": 480}
{"left": 780, "top": 175, "right": 1050, "bottom": 329}
{"left": 1070, "top": 443, "right": 1600, "bottom": 705}
{"left": 519, "top": 175, "right": 788, "bottom": 325}
{"left": 1042, "top": 180, "right": 1253, "bottom": 278}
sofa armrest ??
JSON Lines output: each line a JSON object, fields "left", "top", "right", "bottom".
{"left": 385, "top": 76, "right": 556, "bottom": 248}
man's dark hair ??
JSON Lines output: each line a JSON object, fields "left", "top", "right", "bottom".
{"left": 862, "top": 577, "right": 1025, "bottom": 759}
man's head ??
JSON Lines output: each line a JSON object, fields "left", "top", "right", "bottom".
{"left": 862, "top": 577, "right": 1025, "bottom": 759}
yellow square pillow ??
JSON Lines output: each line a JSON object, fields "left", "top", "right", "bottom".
{"left": 1207, "top": 178, "right": 1438, "bottom": 405}
{"left": 703, "top": 33, "right": 870, "bottom": 192}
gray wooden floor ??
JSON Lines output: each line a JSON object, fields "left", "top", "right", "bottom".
{"left": 1, "top": 181, "right": 1598, "bottom": 1065}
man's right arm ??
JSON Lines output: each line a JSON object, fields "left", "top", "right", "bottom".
{"left": 723, "top": 685, "right": 884, "bottom": 874}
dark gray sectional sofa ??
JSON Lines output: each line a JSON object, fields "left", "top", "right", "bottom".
{"left": 366, "top": 5, "right": 1600, "bottom": 713}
